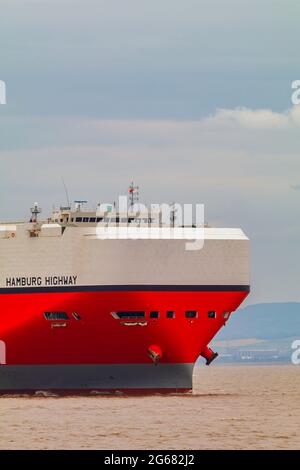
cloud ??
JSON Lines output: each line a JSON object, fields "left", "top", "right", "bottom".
{"left": 291, "top": 184, "right": 300, "bottom": 191}
{"left": 0, "top": 105, "right": 299, "bottom": 203}
{"left": 203, "top": 105, "right": 300, "bottom": 130}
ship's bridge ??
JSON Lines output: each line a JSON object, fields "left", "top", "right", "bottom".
{"left": 51, "top": 203, "right": 163, "bottom": 228}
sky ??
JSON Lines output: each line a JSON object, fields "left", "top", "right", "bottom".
{"left": 0, "top": 0, "right": 299, "bottom": 304}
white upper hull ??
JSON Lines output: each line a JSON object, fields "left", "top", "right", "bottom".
{"left": 0, "top": 224, "right": 249, "bottom": 288}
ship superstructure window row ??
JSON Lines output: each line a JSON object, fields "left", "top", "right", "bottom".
{"left": 72, "top": 216, "right": 152, "bottom": 224}
{"left": 75, "top": 217, "right": 103, "bottom": 223}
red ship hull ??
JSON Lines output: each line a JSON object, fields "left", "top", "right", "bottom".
{"left": 0, "top": 285, "right": 249, "bottom": 393}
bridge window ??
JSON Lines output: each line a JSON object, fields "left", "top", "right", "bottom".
{"left": 208, "top": 311, "right": 217, "bottom": 319}
{"left": 44, "top": 312, "right": 69, "bottom": 320}
{"left": 89, "top": 217, "right": 96, "bottom": 223}
{"left": 76, "top": 217, "right": 82, "bottom": 222}
{"left": 185, "top": 310, "right": 198, "bottom": 318}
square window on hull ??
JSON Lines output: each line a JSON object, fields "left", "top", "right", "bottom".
{"left": 150, "top": 311, "right": 159, "bottom": 318}
{"left": 166, "top": 311, "right": 175, "bottom": 319}
{"left": 185, "top": 310, "right": 198, "bottom": 318}
{"left": 208, "top": 311, "right": 217, "bottom": 319}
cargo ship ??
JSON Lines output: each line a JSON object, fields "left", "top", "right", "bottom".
{"left": 0, "top": 185, "right": 250, "bottom": 393}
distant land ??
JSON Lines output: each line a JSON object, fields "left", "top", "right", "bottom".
{"left": 210, "top": 302, "right": 300, "bottom": 363}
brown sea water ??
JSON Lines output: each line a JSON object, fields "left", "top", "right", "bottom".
{"left": 0, "top": 365, "right": 299, "bottom": 450}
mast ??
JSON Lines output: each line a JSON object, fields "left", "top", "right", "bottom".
{"left": 128, "top": 181, "right": 139, "bottom": 209}
{"left": 30, "top": 202, "right": 41, "bottom": 223}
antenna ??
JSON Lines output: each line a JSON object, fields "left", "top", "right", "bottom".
{"left": 170, "top": 202, "right": 177, "bottom": 227}
{"left": 128, "top": 181, "right": 139, "bottom": 208}
{"left": 61, "top": 177, "right": 71, "bottom": 208}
